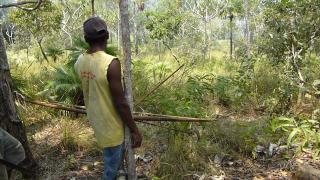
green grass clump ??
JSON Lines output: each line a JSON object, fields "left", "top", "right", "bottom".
{"left": 61, "top": 118, "right": 99, "bottom": 152}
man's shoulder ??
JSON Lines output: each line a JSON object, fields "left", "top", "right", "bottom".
{"left": 101, "top": 52, "right": 117, "bottom": 61}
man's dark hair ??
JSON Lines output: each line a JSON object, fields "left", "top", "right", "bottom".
{"left": 84, "top": 32, "right": 108, "bottom": 46}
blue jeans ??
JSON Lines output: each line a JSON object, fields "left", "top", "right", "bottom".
{"left": 103, "top": 143, "right": 124, "bottom": 180}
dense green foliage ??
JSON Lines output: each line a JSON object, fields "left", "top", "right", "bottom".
{"left": 8, "top": 1, "right": 62, "bottom": 46}
{"left": 2, "top": 0, "right": 320, "bottom": 178}
{"left": 272, "top": 116, "right": 320, "bottom": 157}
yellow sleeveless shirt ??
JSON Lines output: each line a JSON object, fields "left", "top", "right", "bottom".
{"left": 75, "top": 51, "right": 124, "bottom": 148}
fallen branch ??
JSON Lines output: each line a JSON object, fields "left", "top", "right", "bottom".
{"left": 23, "top": 98, "right": 86, "bottom": 114}
{"left": 0, "top": 1, "right": 37, "bottom": 8}
{"left": 134, "top": 112, "right": 211, "bottom": 121}
{"left": 16, "top": 94, "right": 213, "bottom": 122}
{"left": 134, "top": 116, "right": 211, "bottom": 122}
{"left": 0, "top": 0, "right": 44, "bottom": 11}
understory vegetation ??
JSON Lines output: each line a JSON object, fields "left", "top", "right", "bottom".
{"left": 1, "top": 0, "right": 320, "bottom": 179}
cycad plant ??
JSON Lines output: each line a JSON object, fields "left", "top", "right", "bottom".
{"left": 45, "top": 46, "right": 63, "bottom": 62}
{"left": 66, "top": 37, "right": 117, "bottom": 69}
{"left": 39, "top": 37, "right": 117, "bottom": 105}
{"left": 38, "top": 66, "right": 83, "bottom": 104}
{"left": 38, "top": 38, "right": 86, "bottom": 105}
{"left": 66, "top": 37, "right": 89, "bottom": 69}
{"left": 11, "top": 71, "right": 27, "bottom": 94}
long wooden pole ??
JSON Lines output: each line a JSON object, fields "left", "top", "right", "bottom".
{"left": 134, "top": 116, "right": 211, "bottom": 122}
{"left": 136, "top": 64, "right": 184, "bottom": 105}
{"left": 18, "top": 96, "right": 213, "bottom": 122}
{"left": 23, "top": 98, "right": 86, "bottom": 114}
{"left": 229, "top": 12, "right": 233, "bottom": 59}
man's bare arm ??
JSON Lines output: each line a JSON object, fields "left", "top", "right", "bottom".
{"left": 107, "top": 59, "right": 141, "bottom": 148}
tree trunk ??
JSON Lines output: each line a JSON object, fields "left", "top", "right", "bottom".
{"left": 133, "top": 1, "right": 139, "bottom": 55}
{"left": 157, "top": 40, "right": 161, "bottom": 62}
{"left": 117, "top": 10, "right": 121, "bottom": 52}
{"left": 294, "top": 61, "right": 305, "bottom": 107}
{"left": 119, "top": 0, "right": 137, "bottom": 179}
{"left": 91, "top": 0, "right": 95, "bottom": 16}
{"left": 203, "top": 7, "right": 209, "bottom": 60}
{"left": 0, "top": 24, "right": 37, "bottom": 178}
{"left": 37, "top": 39, "right": 48, "bottom": 62}
{"left": 244, "top": 0, "right": 250, "bottom": 57}
{"left": 110, "top": 31, "right": 113, "bottom": 43}
{"left": 229, "top": 13, "right": 234, "bottom": 59}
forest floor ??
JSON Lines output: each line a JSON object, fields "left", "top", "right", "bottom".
{"left": 11, "top": 106, "right": 320, "bottom": 180}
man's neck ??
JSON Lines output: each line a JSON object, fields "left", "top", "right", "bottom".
{"left": 87, "top": 45, "right": 106, "bottom": 54}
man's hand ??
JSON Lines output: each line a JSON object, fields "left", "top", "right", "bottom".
{"left": 131, "top": 131, "right": 142, "bottom": 148}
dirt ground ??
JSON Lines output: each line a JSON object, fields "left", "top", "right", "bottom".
{"left": 26, "top": 145, "right": 319, "bottom": 180}
{"left": 10, "top": 110, "right": 320, "bottom": 180}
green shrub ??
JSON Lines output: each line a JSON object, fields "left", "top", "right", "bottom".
{"left": 37, "top": 65, "right": 82, "bottom": 104}
{"left": 250, "top": 59, "right": 297, "bottom": 113}
{"left": 271, "top": 116, "right": 320, "bottom": 157}
{"left": 212, "top": 75, "right": 233, "bottom": 106}
{"left": 142, "top": 74, "right": 214, "bottom": 117}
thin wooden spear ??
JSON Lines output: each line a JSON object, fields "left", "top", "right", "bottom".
{"left": 135, "top": 64, "right": 184, "bottom": 106}
{"left": 18, "top": 96, "right": 213, "bottom": 122}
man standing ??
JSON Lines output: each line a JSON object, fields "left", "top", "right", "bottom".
{"left": 75, "top": 17, "right": 142, "bottom": 180}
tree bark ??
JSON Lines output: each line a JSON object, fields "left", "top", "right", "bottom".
{"left": 244, "top": 0, "right": 250, "bottom": 57}
{"left": 37, "top": 39, "right": 48, "bottom": 62}
{"left": 203, "top": 7, "right": 209, "bottom": 60}
{"left": 0, "top": 24, "right": 37, "bottom": 178}
{"left": 229, "top": 12, "right": 234, "bottom": 59}
{"left": 133, "top": 1, "right": 139, "bottom": 55}
{"left": 91, "top": 0, "right": 95, "bottom": 16}
{"left": 117, "top": 10, "right": 121, "bottom": 52}
{"left": 157, "top": 40, "right": 161, "bottom": 63}
{"left": 119, "top": 0, "right": 137, "bottom": 179}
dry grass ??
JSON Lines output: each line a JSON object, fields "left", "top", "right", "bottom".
{"left": 14, "top": 104, "right": 303, "bottom": 179}
{"left": 17, "top": 104, "right": 103, "bottom": 179}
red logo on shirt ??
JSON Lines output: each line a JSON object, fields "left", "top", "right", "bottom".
{"left": 80, "top": 71, "right": 96, "bottom": 79}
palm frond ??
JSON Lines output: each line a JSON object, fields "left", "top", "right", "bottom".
{"left": 11, "top": 71, "right": 27, "bottom": 93}
{"left": 38, "top": 65, "right": 82, "bottom": 103}
{"left": 66, "top": 37, "right": 118, "bottom": 68}
{"left": 46, "top": 47, "right": 63, "bottom": 62}
{"left": 41, "top": 36, "right": 118, "bottom": 104}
